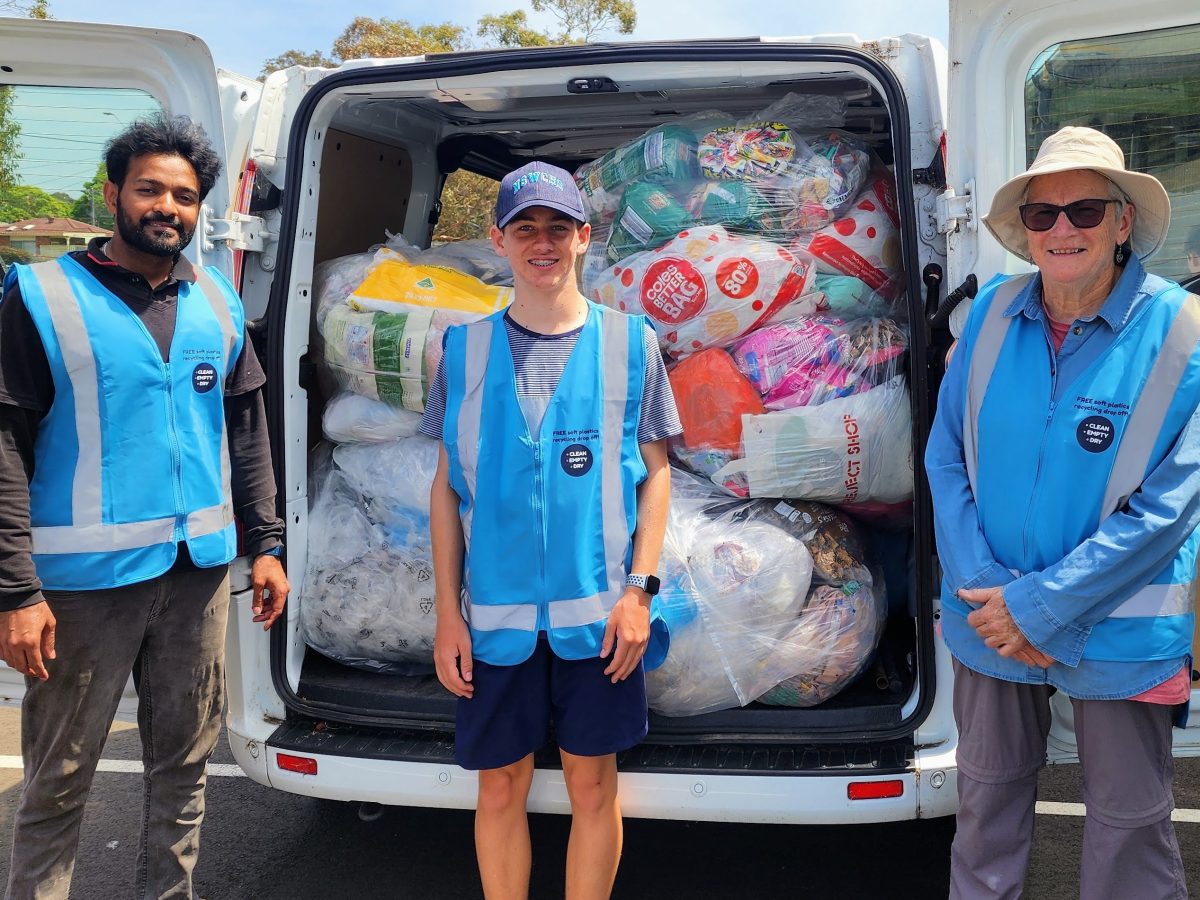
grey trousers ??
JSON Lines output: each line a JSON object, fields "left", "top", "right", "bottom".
{"left": 5, "top": 564, "right": 230, "bottom": 900}
{"left": 949, "top": 660, "right": 1187, "bottom": 900}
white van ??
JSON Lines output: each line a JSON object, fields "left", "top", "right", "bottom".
{"left": 2, "top": 0, "right": 1199, "bottom": 827}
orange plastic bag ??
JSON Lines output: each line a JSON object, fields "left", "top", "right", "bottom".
{"left": 668, "top": 348, "right": 765, "bottom": 452}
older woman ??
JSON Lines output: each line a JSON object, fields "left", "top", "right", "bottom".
{"left": 926, "top": 126, "right": 1197, "bottom": 899}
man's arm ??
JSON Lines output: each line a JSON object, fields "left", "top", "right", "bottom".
{"left": 225, "top": 384, "right": 289, "bottom": 629}
{"left": 430, "top": 445, "right": 473, "bottom": 698}
{"left": 602, "top": 438, "right": 670, "bottom": 682}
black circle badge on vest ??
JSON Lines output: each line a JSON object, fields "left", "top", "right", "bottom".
{"left": 560, "top": 444, "right": 594, "bottom": 477}
{"left": 1076, "top": 415, "right": 1115, "bottom": 453}
{"left": 192, "top": 362, "right": 218, "bottom": 394}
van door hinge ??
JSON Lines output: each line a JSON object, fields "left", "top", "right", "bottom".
{"left": 934, "top": 181, "right": 975, "bottom": 235}
{"left": 204, "top": 212, "right": 269, "bottom": 252}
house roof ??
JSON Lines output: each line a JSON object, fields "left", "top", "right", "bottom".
{"left": 1, "top": 217, "right": 112, "bottom": 237}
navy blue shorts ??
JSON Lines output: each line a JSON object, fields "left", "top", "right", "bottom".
{"left": 454, "top": 635, "right": 648, "bottom": 771}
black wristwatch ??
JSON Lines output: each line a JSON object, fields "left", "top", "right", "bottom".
{"left": 625, "top": 573, "right": 660, "bottom": 596}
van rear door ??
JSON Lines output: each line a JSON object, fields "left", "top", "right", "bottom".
{"left": 0, "top": 16, "right": 251, "bottom": 704}
{"left": 946, "top": 0, "right": 1200, "bottom": 759}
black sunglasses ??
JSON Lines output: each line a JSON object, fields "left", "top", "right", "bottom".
{"left": 1018, "top": 198, "right": 1117, "bottom": 232}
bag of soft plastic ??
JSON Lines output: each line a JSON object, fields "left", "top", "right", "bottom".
{"left": 587, "top": 224, "right": 814, "bottom": 360}
{"left": 713, "top": 376, "right": 914, "bottom": 504}
{"left": 301, "top": 438, "right": 442, "bottom": 673}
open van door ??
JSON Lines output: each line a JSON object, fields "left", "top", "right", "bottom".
{"left": 945, "top": 0, "right": 1200, "bottom": 760}
{"left": 0, "top": 17, "right": 255, "bottom": 707}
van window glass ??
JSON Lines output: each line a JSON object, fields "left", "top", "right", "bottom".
{"left": 1025, "top": 25, "right": 1200, "bottom": 283}
{"left": 432, "top": 170, "right": 497, "bottom": 244}
{"left": 0, "top": 86, "right": 159, "bottom": 266}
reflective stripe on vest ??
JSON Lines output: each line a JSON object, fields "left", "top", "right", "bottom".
{"left": 967, "top": 276, "right": 1200, "bottom": 637}
{"left": 17, "top": 257, "right": 241, "bottom": 585}
{"left": 453, "top": 310, "right": 635, "bottom": 635}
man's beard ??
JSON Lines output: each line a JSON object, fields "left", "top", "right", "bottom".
{"left": 115, "top": 196, "right": 194, "bottom": 257}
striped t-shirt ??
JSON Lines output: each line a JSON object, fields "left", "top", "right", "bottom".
{"left": 419, "top": 312, "right": 681, "bottom": 442}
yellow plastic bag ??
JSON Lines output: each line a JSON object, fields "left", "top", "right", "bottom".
{"left": 349, "top": 251, "right": 512, "bottom": 316}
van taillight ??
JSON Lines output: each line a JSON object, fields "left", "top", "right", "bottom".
{"left": 847, "top": 780, "right": 903, "bottom": 800}
{"left": 276, "top": 753, "right": 318, "bottom": 775}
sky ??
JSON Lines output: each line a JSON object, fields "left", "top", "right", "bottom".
{"left": 5, "top": 0, "right": 950, "bottom": 202}
{"left": 34, "top": 0, "right": 950, "bottom": 79}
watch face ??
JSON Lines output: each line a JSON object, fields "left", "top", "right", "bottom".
{"left": 645, "top": 574, "right": 661, "bottom": 596}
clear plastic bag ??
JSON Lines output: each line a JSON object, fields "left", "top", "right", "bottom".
{"left": 756, "top": 580, "right": 886, "bottom": 707}
{"left": 730, "top": 315, "right": 907, "bottom": 410}
{"left": 322, "top": 391, "right": 424, "bottom": 444}
{"left": 301, "top": 438, "right": 441, "bottom": 673}
{"left": 712, "top": 375, "right": 914, "bottom": 504}
{"left": 647, "top": 481, "right": 816, "bottom": 716}
{"left": 792, "top": 171, "right": 904, "bottom": 297}
{"left": 586, "top": 224, "right": 814, "bottom": 360}
{"left": 647, "top": 475, "right": 886, "bottom": 715}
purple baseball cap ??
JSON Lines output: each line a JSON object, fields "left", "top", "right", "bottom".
{"left": 495, "top": 161, "right": 587, "bottom": 229}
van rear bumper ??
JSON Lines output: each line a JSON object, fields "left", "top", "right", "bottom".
{"left": 227, "top": 718, "right": 958, "bottom": 824}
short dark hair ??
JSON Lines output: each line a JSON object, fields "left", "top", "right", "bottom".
{"left": 104, "top": 114, "right": 223, "bottom": 200}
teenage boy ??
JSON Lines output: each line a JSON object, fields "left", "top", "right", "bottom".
{"left": 420, "top": 160, "right": 680, "bottom": 899}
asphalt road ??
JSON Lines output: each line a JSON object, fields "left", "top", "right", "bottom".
{"left": 1, "top": 706, "right": 1197, "bottom": 899}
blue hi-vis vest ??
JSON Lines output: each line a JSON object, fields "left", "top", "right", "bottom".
{"left": 442, "top": 302, "right": 670, "bottom": 668}
{"left": 961, "top": 273, "right": 1200, "bottom": 663}
{"left": 7, "top": 256, "right": 245, "bottom": 590}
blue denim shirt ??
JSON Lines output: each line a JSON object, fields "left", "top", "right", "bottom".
{"left": 926, "top": 258, "right": 1200, "bottom": 700}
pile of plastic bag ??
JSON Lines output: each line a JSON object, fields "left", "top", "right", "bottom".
{"left": 646, "top": 473, "right": 885, "bottom": 715}
{"left": 576, "top": 93, "right": 913, "bottom": 511}
{"left": 302, "top": 438, "right": 441, "bottom": 673}
{"left": 314, "top": 236, "right": 512, "bottom": 415}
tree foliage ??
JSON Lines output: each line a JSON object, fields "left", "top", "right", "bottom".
{"left": 477, "top": 11, "right": 553, "bottom": 48}
{"left": 530, "top": 0, "right": 636, "bottom": 42}
{"left": 0, "top": 0, "right": 51, "bottom": 17}
{"left": 432, "top": 170, "right": 497, "bottom": 244}
{"left": 259, "top": 49, "right": 336, "bottom": 78}
{"left": 0, "top": 184, "right": 71, "bottom": 222}
{"left": 0, "top": 88, "right": 21, "bottom": 189}
{"left": 331, "top": 17, "right": 468, "bottom": 61}
{"left": 69, "top": 163, "right": 113, "bottom": 229}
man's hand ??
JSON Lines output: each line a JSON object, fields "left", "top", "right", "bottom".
{"left": 251, "top": 554, "right": 290, "bottom": 630}
{"left": 434, "top": 613, "right": 474, "bottom": 698}
{"left": 960, "top": 586, "right": 1054, "bottom": 668}
{"left": 601, "top": 588, "right": 651, "bottom": 683}
{"left": 0, "top": 602, "right": 56, "bottom": 681}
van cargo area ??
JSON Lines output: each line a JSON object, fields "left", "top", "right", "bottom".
{"left": 270, "top": 46, "right": 939, "bottom": 770}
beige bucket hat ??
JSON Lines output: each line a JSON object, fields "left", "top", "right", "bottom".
{"left": 982, "top": 126, "right": 1171, "bottom": 263}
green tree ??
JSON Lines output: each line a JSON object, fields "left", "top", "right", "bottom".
{"left": 0, "top": 184, "right": 71, "bottom": 222}
{"left": 529, "top": 0, "right": 636, "bottom": 42}
{"left": 69, "top": 163, "right": 113, "bottom": 229}
{"left": 0, "top": 87, "right": 21, "bottom": 189}
{"left": 332, "top": 17, "right": 468, "bottom": 60}
{"left": 0, "top": 0, "right": 51, "bottom": 16}
{"left": 259, "top": 49, "right": 336, "bottom": 79}
{"left": 477, "top": 11, "right": 553, "bottom": 48}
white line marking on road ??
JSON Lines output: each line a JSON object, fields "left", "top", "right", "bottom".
{"left": 0, "top": 756, "right": 245, "bottom": 778}
{"left": 1037, "top": 801, "right": 1200, "bottom": 823}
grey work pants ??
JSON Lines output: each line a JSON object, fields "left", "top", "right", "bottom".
{"left": 949, "top": 660, "right": 1186, "bottom": 900}
{"left": 5, "top": 564, "right": 230, "bottom": 900}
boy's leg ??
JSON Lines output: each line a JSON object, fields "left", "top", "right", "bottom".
{"left": 551, "top": 650, "right": 648, "bottom": 900}
{"left": 475, "top": 754, "right": 535, "bottom": 900}
{"left": 560, "top": 749, "right": 621, "bottom": 900}
{"left": 454, "top": 638, "right": 552, "bottom": 900}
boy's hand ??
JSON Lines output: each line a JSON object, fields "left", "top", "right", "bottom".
{"left": 601, "top": 588, "right": 651, "bottom": 683}
{"left": 434, "top": 613, "right": 474, "bottom": 698}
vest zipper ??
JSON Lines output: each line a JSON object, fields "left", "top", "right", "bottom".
{"left": 1022, "top": 349, "right": 1058, "bottom": 565}
{"left": 163, "top": 364, "right": 187, "bottom": 541}
{"left": 533, "top": 440, "right": 548, "bottom": 630}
